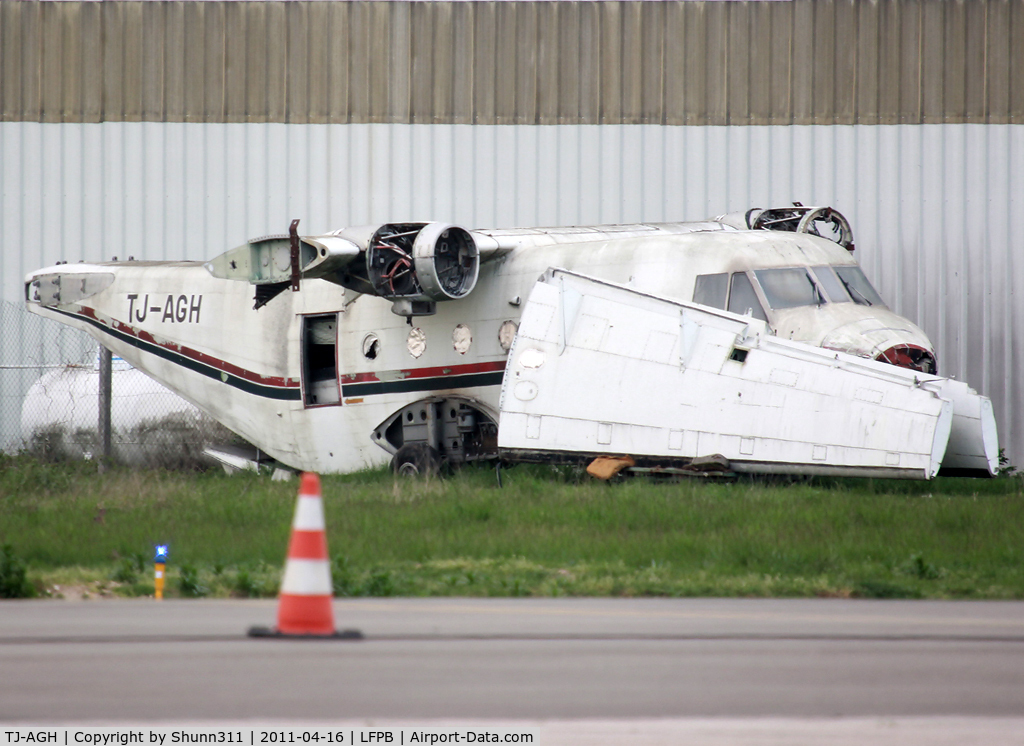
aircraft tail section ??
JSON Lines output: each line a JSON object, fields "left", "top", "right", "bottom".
{"left": 25, "top": 259, "right": 310, "bottom": 469}
{"left": 498, "top": 269, "right": 977, "bottom": 480}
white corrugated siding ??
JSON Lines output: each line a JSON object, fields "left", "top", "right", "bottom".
{"left": 2, "top": 122, "right": 1022, "bottom": 468}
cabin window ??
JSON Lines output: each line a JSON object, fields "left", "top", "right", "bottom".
{"left": 693, "top": 273, "right": 728, "bottom": 309}
{"left": 754, "top": 268, "right": 820, "bottom": 310}
{"left": 811, "top": 266, "right": 851, "bottom": 303}
{"left": 835, "top": 266, "right": 886, "bottom": 307}
{"left": 728, "top": 273, "right": 767, "bottom": 321}
{"left": 362, "top": 333, "right": 381, "bottom": 360}
{"left": 301, "top": 314, "right": 340, "bottom": 407}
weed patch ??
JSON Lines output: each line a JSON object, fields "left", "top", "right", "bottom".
{"left": 853, "top": 580, "right": 923, "bottom": 599}
{"left": 900, "top": 553, "right": 943, "bottom": 581}
{"left": 177, "top": 564, "right": 208, "bottom": 598}
{"left": 0, "top": 544, "right": 36, "bottom": 598}
{"left": 232, "top": 563, "right": 279, "bottom": 598}
{"left": 110, "top": 553, "right": 147, "bottom": 584}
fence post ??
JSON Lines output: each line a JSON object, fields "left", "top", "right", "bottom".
{"left": 98, "top": 346, "right": 112, "bottom": 471}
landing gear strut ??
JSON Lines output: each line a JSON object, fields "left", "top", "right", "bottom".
{"left": 375, "top": 397, "right": 498, "bottom": 477}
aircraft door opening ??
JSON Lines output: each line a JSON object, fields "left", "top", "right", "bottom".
{"left": 301, "top": 314, "right": 340, "bottom": 407}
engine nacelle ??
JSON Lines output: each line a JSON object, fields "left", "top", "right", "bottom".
{"left": 359, "top": 222, "right": 480, "bottom": 316}
{"left": 411, "top": 223, "right": 480, "bottom": 301}
{"left": 205, "top": 219, "right": 480, "bottom": 315}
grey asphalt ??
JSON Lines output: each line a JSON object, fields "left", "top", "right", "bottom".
{"left": 1, "top": 597, "right": 1023, "bottom": 722}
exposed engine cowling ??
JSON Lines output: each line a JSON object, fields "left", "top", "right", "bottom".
{"left": 713, "top": 205, "right": 855, "bottom": 251}
{"left": 205, "top": 220, "right": 480, "bottom": 316}
{"left": 344, "top": 222, "right": 480, "bottom": 316}
{"left": 747, "top": 205, "right": 855, "bottom": 251}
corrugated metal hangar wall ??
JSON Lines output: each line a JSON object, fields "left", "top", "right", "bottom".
{"left": 2, "top": 0, "right": 1023, "bottom": 468}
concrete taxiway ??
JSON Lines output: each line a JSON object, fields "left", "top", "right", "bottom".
{"left": 1, "top": 597, "right": 1023, "bottom": 742}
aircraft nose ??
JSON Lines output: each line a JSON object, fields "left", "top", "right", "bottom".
{"left": 819, "top": 316, "right": 937, "bottom": 373}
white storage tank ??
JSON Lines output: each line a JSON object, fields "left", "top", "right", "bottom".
{"left": 20, "top": 349, "right": 235, "bottom": 468}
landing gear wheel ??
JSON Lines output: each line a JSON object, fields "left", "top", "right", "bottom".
{"left": 391, "top": 443, "right": 442, "bottom": 477}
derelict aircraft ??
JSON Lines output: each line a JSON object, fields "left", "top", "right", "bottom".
{"left": 26, "top": 205, "right": 998, "bottom": 479}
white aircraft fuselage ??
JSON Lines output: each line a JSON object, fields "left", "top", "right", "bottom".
{"left": 25, "top": 209, "right": 996, "bottom": 478}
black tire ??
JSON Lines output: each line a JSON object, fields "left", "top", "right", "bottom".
{"left": 391, "top": 443, "right": 442, "bottom": 477}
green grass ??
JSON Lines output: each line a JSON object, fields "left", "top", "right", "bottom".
{"left": 1, "top": 454, "right": 1023, "bottom": 599}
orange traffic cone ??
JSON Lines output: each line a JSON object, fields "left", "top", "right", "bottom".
{"left": 249, "top": 472, "right": 361, "bottom": 639}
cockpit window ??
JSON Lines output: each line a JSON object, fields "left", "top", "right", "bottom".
{"left": 693, "top": 273, "right": 728, "bottom": 309}
{"left": 728, "top": 273, "right": 767, "bottom": 321}
{"left": 810, "top": 266, "right": 851, "bottom": 303}
{"left": 835, "top": 266, "right": 886, "bottom": 307}
{"left": 753, "top": 268, "right": 821, "bottom": 310}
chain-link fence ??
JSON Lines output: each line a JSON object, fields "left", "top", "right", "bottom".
{"left": 2, "top": 301, "right": 237, "bottom": 469}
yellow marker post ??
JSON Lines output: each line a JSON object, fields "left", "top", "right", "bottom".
{"left": 154, "top": 545, "right": 169, "bottom": 601}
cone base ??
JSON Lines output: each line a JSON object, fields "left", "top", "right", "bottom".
{"left": 276, "top": 593, "right": 336, "bottom": 635}
{"left": 247, "top": 625, "right": 363, "bottom": 640}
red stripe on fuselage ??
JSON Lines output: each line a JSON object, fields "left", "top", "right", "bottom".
{"left": 77, "top": 305, "right": 300, "bottom": 388}
{"left": 340, "top": 359, "right": 506, "bottom": 384}
{"left": 74, "top": 306, "right": 506, "bottom": 392}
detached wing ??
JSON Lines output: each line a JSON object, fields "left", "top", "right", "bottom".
{"left": 500, "top": 269, "right": 960, "bottom": 480}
